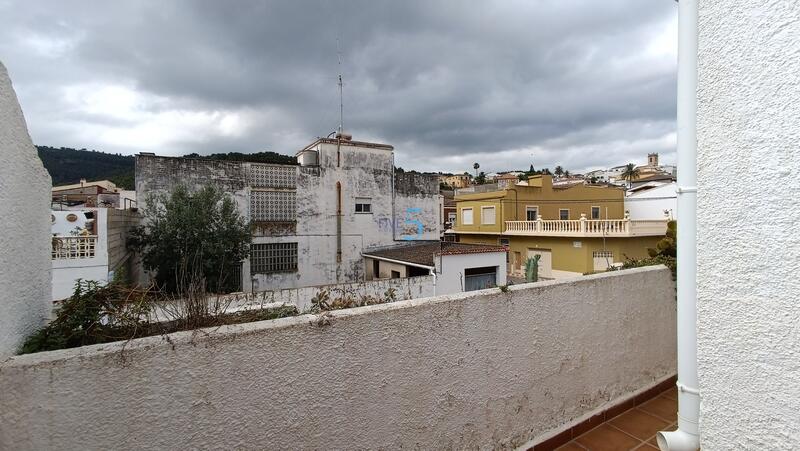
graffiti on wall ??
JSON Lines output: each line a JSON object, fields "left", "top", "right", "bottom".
{"left": 400, "top": 207, "right": 424, "bottom": 240}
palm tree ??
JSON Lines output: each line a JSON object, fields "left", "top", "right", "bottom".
{"left": 473, "top": 162, "right": 480, "bottom": 178}
{"left": 621, "top": 163, "right": 641, "bottom": 188}
{"left": 554, "top": 165, "right": 564, "bottom": 178}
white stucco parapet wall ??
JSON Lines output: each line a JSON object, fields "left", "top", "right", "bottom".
{"left": 0, "top": 267, "right": 675, "bottom": 450}
{"left": 0, "top": 61, "right": 52, "bottom": 359}
{"left": 697, "top": 2, "right": 800, "bottom": 448}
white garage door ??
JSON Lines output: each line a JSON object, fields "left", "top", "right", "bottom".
{"left": 527, "top": 249, "right": 552, "bottom": 279}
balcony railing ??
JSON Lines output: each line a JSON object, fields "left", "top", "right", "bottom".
{"left": 52, "top": 235, "right": 98, "bottom": 259}
{"left": 504, "top": 217, "right": 668, "bottom": 237}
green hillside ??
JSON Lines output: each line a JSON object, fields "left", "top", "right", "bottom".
{"left": 37, "top": 146, "right": 135, "bottom": 189}
{"left": 38, "top": 146, "right": 298, "bottom": 190}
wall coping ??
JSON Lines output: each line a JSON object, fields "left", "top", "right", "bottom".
{"left": 1, "top": 266, "right": 669, "bottom": 367}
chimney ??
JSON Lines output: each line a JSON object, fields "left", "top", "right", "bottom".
{"left": 80, "top": 178, "right": 86, "bottom": 187}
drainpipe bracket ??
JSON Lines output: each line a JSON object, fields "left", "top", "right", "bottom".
{"left": 676, "top": 381, "right": 701, "bottom": 396}
{"left": 676, "top": 186, "right": 697, "bottom": 194}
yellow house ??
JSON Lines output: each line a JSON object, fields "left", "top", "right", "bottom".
{"left": 453, "top": 175, "right": 668, "bottom": 279}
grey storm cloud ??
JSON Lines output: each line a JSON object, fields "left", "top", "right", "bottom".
{"left": 0, "top": 0, "right": 678, "bottom": 174}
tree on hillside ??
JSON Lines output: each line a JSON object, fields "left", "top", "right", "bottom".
{"left": 621, "top": 163, "right": 641, "bottom": 188}
{"left": 554, "top": 166, "right": 564, "bottom": 177}
{"left": 128, "top": 185, "right": 251, "bottom": 293}
{"left": 475, "top": 172, "right": 487, "bottom": 185}
{"left": 564, "top": 170, "right": 570, "bottom": 178}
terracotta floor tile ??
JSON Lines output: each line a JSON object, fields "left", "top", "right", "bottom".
{"left": 608, "top": 408, "right": 670, "bottom": 441}
{"left": 575, "top": 424, "right": 640, "bottom": 451}
{"left": 633, "top": 444, "right": 659, "bottom": 450}
{"left": 638, "top": 395, "right": 678, "bottom": 423}
{"left": 555, "top": 442, "right": 587, "bottom": 451}
{"left": 662, "top": 387, "right": 678, "bottom": 401}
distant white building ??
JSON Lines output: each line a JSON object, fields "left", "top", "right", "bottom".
{"left": 625, "top": 182, "right": 677, "bottom": 221}
{"left": 50, "top": 207, "right": 140, "bottom": 301}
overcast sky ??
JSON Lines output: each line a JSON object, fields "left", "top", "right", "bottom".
{"left": 0, "top": 1, "right": 677, "bottom": 174}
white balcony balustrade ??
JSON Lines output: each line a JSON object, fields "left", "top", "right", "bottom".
{"left": 504, "top": 215, "right": 668, "bottom": 237}
{"left": 51, "top": 235, "right": 98, "bottom": 259}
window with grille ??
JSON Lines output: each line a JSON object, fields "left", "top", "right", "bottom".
{"left": 251, "top": 242, "right": 298, "bottom": 274}
{"left": 559, "top": 209, "right": 570, "bottom": 220}
{"left": 355, "top": 197, "right": 372, "bottom": 213}
{"left": 250, "top": 191, "right": 296, "bottom": 222}
{"left": 591, "top": 206, "right": 601, "bottom": 219}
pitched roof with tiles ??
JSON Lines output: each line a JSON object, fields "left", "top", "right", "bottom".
{"left": 362, "top": 241, "right": 507, "bottom": 267}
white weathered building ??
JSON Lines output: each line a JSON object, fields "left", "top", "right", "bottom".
{"left": 136, "top": 136, "right": 441, "bottom": 292}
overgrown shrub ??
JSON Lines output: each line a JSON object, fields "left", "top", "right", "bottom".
{"left": 128, "top": 184, "right": 250, "bottom": 293}
{"left": 620, "top": 254, "right": 677, "bottom": 280}
{"left": 20, "top": 280, "right": 153, "bottom": 354}
{"left": 20, "top": 277, "right": 299, "bottom": 355}
{"left": 617, "top": 220, "right": 678, "bottom": 280}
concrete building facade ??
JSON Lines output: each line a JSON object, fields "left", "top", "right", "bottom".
{"left": 453, "top": 174, "right": 667, "bottom": 278}
{"left": 136, "top": 137, "right": 440, "bottom": 292}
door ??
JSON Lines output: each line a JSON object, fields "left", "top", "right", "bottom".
{"left": 527, "top": 249, "right": 552, "bottom": 279}
{"left": 464, "top": 266, "right": 498, "bottom": 291}
{"left": 593, "top": 250, "right": 613, "bottom": 271}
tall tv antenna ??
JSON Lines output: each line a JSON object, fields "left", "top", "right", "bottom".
{"left": 337, "top": 38, "right": 344, "bottom": 134}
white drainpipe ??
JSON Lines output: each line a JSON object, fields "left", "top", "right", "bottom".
{"left": 657, "top": 0, "right": 700, "bottom": 450}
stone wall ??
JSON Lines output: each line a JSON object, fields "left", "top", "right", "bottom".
{"left": 106, "top": 208, "right": 140, "bottom": 274}
{"left": 0, "top": 267, "right": 676, "bottom": 450}
{"left": 0, "top": 61, "right": 52, "bottom": 358}
{"left": 697, "top": 1, "right": 800, "bottom": 448}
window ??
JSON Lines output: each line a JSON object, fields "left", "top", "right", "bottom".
{"left": 448, "top": 212, "right": 457, "bottom": 224}
{"left": 462, "top": 208, "right": 474, "bottom": 225}
{"left": 526, "top": 206, "right": 539, "bottom": 221}
{"left": 391, "top": 270, "right": 401, "bottom": 279}
{"left": 481, "top": 206, "right": 496, "bottom": 224}
{"left": 250, "top": 242, "right": 298, "bottom": 274}
{"left": 559, "top": 209, "right": 570, "bottom": 220}
{"left": 355, "top": 197, "right": 372, "bottom": 214}
{"left": 591, "top": 206, "right": 601, "bottom": 219}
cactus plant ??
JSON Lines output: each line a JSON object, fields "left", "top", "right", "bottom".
{"left": 524, "top": 255, "right": 541, "bottom": 282}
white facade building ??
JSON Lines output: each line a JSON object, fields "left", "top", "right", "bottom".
{"left": 625, "top": 182, "right": 677, "bottom": 221}
{"left": 50, "top": 207, "right": 140, "bottom": 301}
{"left": 136, "top": 136, "right": 441, "bottom": 293}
